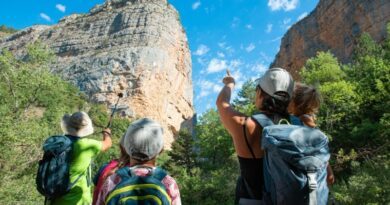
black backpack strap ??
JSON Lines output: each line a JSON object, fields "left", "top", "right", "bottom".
{"left": 243, "top": 117, "right": 256, "bottom": 159}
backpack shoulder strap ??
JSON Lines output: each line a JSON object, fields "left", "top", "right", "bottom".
{"left": 251, "top": 113, "right": 274, "bottom": 128}
{"left": 151, "top": 167, "right": 168, "bottom": 181}
{"left": 289, "top": 115, "right": 303, "bottom": 126}
{"left": 116, "top": 167, "right": 132, "bottom": 178}
{"left": 65, "top": 135, "right": 81, "bottom": 144}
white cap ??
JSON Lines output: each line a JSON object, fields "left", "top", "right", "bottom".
{"left": 123, "top": 118, "right": 164, "bottom": 161}
{"left": 255, "top": 67, "right": 294, "bottom": 100}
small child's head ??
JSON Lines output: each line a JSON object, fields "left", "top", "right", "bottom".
{"left": 289, "top": 83, "right": 321, "bottom": 116}
{"left": 123, "top": 118, "right": 164, "bottom": 163}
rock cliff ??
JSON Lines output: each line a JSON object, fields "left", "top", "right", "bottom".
{"left": 272, "top": 0, "right": 390, "bottom": 79}
{"left": 0, "top": 0, "right": 194, "bottom": 147}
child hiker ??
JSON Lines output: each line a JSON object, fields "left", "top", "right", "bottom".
{"left": 95, "top": 118, "right": 181, "bottom": 205}
{"left": 289, "top": 83, "right": 335, "bottom": 185}
{"left": 38, "top": 111, "right": 112, "bottom": 205}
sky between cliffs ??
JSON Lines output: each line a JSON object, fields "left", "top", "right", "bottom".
{"left": 0, "top": 0, "right": 319, "bottom": 115}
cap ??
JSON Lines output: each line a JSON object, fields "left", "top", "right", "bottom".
{"left": 123, "top": 118, "right": 164, "bottom": 161}
{"left": 61, "top": 111, "right": 94, "bottom": 137}
{"left": 255, "top": 67, "right": 294, "bottom": 100}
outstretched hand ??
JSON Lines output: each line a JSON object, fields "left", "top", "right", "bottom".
{"left": 223, "top": 69, "right": 235, "bottom": 85}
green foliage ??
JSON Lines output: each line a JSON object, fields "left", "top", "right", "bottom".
{"left": 0, "top": 25, "right": 17, "bottom": 34}
{"left": 299, "top": 28, "right": 390, "bottom": 204}
{"left": 164, "top": 109, "right": 238, "bottom": 204}
{"left": 0, "top": 42, "right": 130, "bottom": 204}
{"left": 300, "top": 52, "right": 346, "bottom": 85}
{"left": 166, "top": 129, "right": 197, "bottom": 175}
{"left": 233, "top": 80, "right": 257, "bottom": 115}
{"left": 332, "top": 155, "right": 390, "bottom": 204}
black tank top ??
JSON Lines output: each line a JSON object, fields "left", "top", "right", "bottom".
{"left": 236, "top": 156, "right": 263, "bottom": 200}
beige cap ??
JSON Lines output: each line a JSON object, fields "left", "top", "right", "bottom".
{"left": 61, "top": 111, "right": 94, "bottom": 137}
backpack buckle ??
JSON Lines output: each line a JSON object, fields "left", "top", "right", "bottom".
{"left": 307, "top": 172, "right": 317, "bottom": 190}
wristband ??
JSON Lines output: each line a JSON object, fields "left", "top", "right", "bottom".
{"left": 102, "top": 130, "right": 112, "bottom": 137}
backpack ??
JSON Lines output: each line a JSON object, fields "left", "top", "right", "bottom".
{"left": 36, "top": 135, "right": 82, "bottom": 199}
{"left": 252, "top": 114, "right": 330, "bottom": 205}
{"left": 93, "top": 159, "right": 120, "bottom": 204}
{"left": 105, "top": 166, "right": 171, "bottom": 205}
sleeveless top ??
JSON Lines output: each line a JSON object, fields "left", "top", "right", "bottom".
{"left": 237, "top": 157, "right": 264, "bottom": 200}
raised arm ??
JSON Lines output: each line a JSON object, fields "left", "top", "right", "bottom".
{"left": 216, "top": 71, "right": 262, "bottom": 158}
{"left": 101, "top": 128, "right": 112, "bottom": 152}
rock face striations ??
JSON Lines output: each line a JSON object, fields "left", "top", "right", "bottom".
{"left": 272, "top": 0, "right": 390, "bottom": 79}
{"left": 0, "top": 0, "right": 194, "bottom": 147}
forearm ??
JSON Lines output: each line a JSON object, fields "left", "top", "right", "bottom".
{"left": 216, "top": 83, "right": 234, "bottom": 109}
{"left": 101, "top": 130, "right": 112, "bottom": 152}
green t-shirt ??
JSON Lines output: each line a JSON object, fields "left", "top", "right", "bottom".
{"left": 52, "top": 138, "right": 102, "bottom": 205}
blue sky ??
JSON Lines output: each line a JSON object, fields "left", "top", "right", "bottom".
{"left": 0, "top": 0, "right": 319, "bottom": 114}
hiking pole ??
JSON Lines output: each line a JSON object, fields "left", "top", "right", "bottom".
{"left": 106, "top": 93, "right": 123, "bottom": 128}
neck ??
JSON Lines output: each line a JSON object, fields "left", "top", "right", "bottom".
{"left": 130, "top": 158, "right": 156, "bottom": 167}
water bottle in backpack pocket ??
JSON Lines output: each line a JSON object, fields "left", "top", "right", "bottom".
{"left": 252, "top": 114, "right": 330, "bottom": 205}
{"left": 36, "top": 135, "right": 82, "bottom": 199}
{"left": 105, "top": 166, "right": 171, "bottom": 205}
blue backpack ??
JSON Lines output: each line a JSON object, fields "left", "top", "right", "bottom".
{"left": 252, "top": 114, "right": 330, "bottom": 205}
{"left": 106, "top": 166, "right": 171, "bottom": 205}
{"left": 36, "top": 135, "right": 82, "bottom": 199}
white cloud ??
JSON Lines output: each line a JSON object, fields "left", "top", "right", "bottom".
{"left": 218, "top": 42, "right": 235, "bottom": 55}
{"left": 245, "top": 43, "right": 256, "bottom": 53}
{"left": 246, "top": 24, "right": 253, "bottom": 29}
{"left": 297, "top": 12, "right": 308, "bottom": 21}
{"left": 218, "top": 42, "right": 226, "bottom": 48}
{"left": 207, "top": 58, "right": 227, "bottom": 73}
{"left": 40, "top": 13, "right": 51, "bottom": 22}
{"left": 231, "top": 17, "right": 240, "bottom": 28}
{"left": 266, "top": 24, "right": 273, "bottom": 33}
{"left": 260, "top": 52, "right": 272, "bottom": 63}
{"left": 217, "top": 52, "right": 225, "bottom": 58}
{"left": 193, "top": 44, "right": 210, "bottom": 56}
{"left": 196, "top": 80, "right": 222, "bottom": 100}
{"left": 268, "top": 0, "right": 299, "bottom": 11}
{"left": 229, "top": 59, "right": 242, "bottom": 69}
{"left": 251, "top": 63, "right": 268, "bottom": 73}
{"left": 213, "top": 84, "right": 223, "bottom": 93}
{"left": 192, "top": 1, "right": 201, "bottom": 10}
{"left": 281, "top": 18, "right": 292, "bottom": 30}
{"left": 283, "top": 18, "right": 291, "bottom": 25}
{"left": 56, "top": 4, "right": 66, "bottom": 13}
{"left": 199, "top": 90, "right": 210, "bottom": 98}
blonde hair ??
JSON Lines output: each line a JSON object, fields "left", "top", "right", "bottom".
{"left": 291, "top": 83, "right": 321, "bottom": 116}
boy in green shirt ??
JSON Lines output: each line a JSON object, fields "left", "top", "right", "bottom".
{"left": 50, "top": 111, "right": 112, "bottom": 205}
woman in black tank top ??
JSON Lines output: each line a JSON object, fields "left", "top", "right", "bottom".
{"left": 216, "top": 68, "right": 294, "bottom": 204}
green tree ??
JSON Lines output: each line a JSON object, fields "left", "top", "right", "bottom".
{"left": 0, "top": 42, "right": 130, "bottom": 204}
{"left": 166, "top": 130, "right": 197, "bottom": 176}
{"left": 233, "top": 80, "right": 257, "bottom": 115}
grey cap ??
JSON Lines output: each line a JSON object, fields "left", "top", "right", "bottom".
{"left": 123, "top": 118, "right": 164, "bottom": 161}
{"left": 255, "top": 67, "right": 294, "bottom": 100}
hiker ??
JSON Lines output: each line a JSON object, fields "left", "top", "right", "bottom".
{"left": 42, "top": 111, "right": 113, "bottom": 205}
{"left": 92, "top": 135, "right": 130, "bottom": 204}
{"left": 216, "top": 68, "right": 294, "bottom": 204}
{"left": 288, "top": 83, "right": 335, "bottom": 185}
{"left": 95, "top": 118, "right": 181, "bottom": 205}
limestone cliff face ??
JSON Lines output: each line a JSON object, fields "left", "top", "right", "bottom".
{"left": 272, "top": 0, "right": 390, "bottom": 79}
{"left": 0, "top": 0, "right": 194, "bottom": 147}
